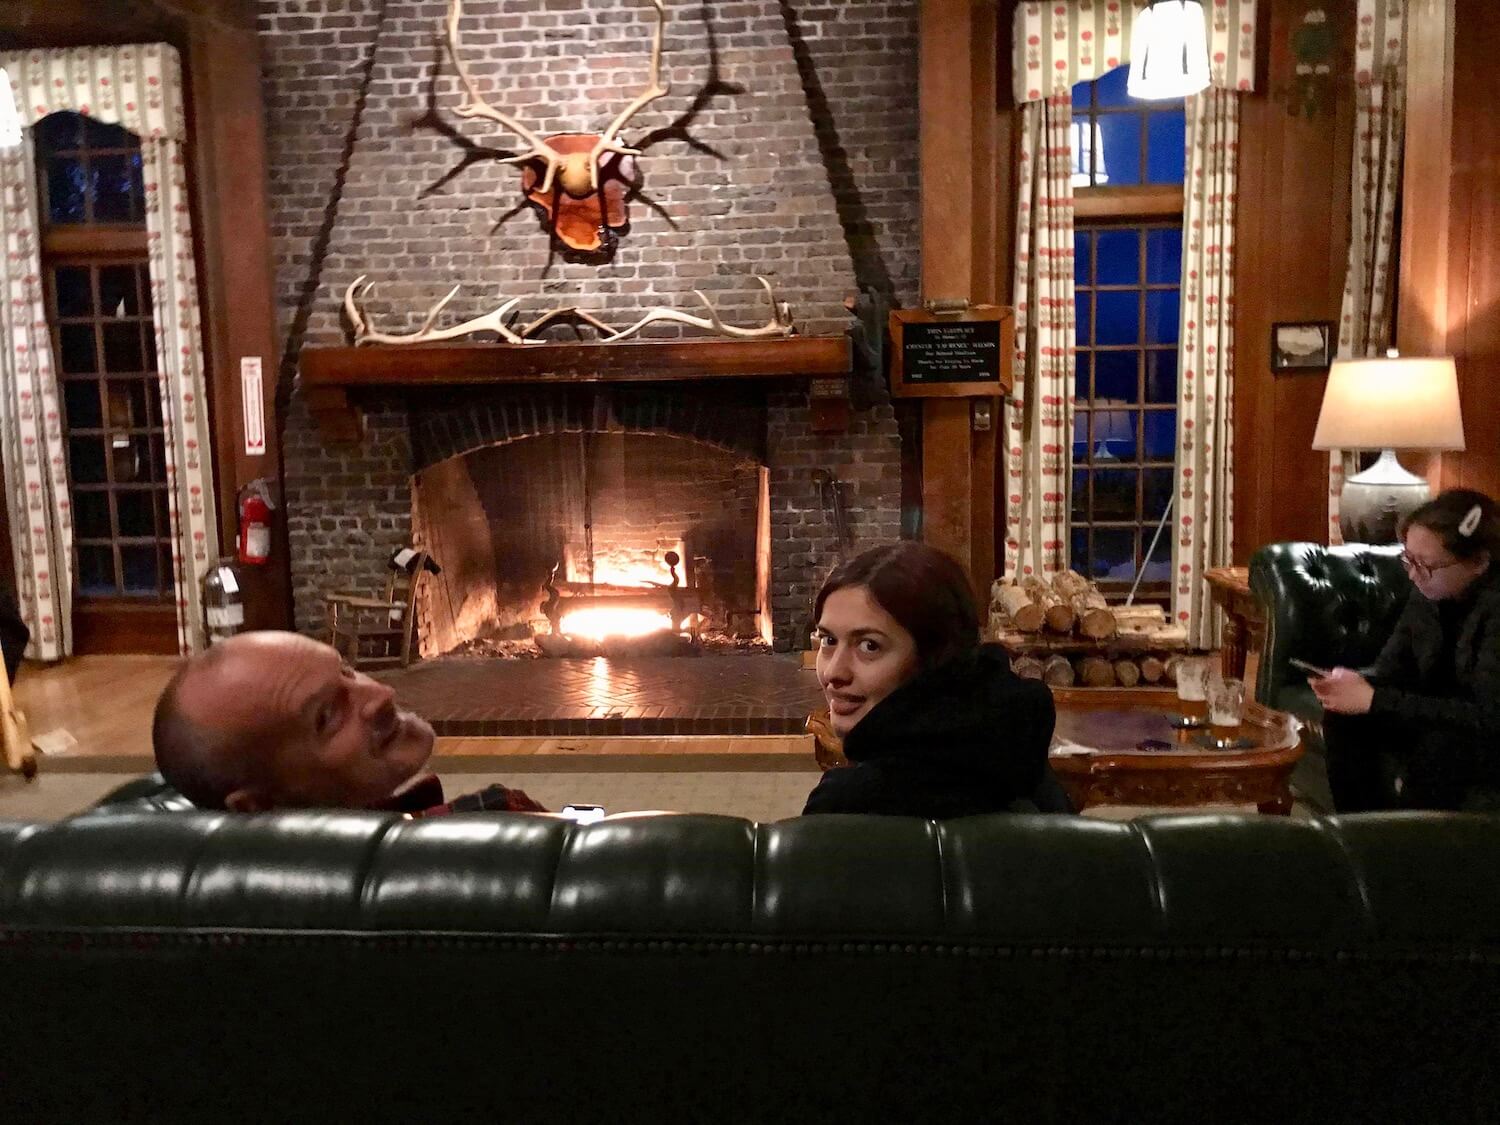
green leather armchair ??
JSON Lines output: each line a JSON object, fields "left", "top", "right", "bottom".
{"left": 1249, "top": 542, "right": 1408, "bottom": 809}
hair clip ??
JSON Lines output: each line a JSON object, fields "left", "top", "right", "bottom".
{"left": 1459, "top": 504, "right": 1483, "bottom": 538}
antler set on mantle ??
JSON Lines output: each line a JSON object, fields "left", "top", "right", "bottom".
{"left": 445, "top": 0, "right": 669, "bottom": 198}
{"left": 343, "top": 275, "right": 796, "bottom": 346}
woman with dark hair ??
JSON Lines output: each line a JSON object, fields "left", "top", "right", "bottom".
{"left": 801, "top": 542, "right": 1067, "bottom": 818}
{"left": 1313, "top": 488, "right": 1500, "bottom": 810}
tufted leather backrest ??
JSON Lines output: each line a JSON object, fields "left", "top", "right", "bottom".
{"left": 1, "top": 809, "right": 1497, "bottom": 1121}
{"left": 1249, "top": 542, "right": 1408, "bottom": 715}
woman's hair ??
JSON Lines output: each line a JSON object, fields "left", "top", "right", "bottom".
{"left": 1399, "top": 488, "right": 1500, "bottom": 560}
{"left": 813, "top": 542, "right": 980, "bottom": 671}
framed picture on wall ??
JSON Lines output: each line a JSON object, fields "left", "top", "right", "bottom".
{"left": 1270, "top": 321, "right": 1334, "bottom": 371}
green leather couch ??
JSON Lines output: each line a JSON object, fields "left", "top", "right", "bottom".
{"left": 3, "top": 804, "right": 1498, "bottom": 1122}
{"left": 1249, "top": 542, "right": 1408, "bottom": 810}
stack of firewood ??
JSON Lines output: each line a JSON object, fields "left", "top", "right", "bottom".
{"left": 988, "top": 571, "right": 1189, "bottom": 688}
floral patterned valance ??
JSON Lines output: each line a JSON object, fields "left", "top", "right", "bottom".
{"left": 0, "top": 43, "right": 185, "bottom": 142}
{"left": 1013, "top": 0, "right": 1259, "bottom": 104}
{"left": 1358, "top": 0, "right": 1404, "bottom": 85}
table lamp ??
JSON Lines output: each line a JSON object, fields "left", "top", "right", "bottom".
{"left": 1311, "top": 351, "right": 1464, "bottom": 543}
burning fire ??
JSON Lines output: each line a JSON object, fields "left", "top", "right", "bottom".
{"left": 558, "top": 606, "right": 674, "bottom": 641}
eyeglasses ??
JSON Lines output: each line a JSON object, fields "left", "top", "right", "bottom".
{"left": 1399, "top": 551, "right": 1465, "bottom": 581}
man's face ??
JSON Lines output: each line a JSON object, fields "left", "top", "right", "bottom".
{"left": 180, "top": 632, "right": 435, "bottom": 810}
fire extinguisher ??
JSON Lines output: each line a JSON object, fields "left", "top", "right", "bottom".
{"left": 237, "top": 479, "right": 276, "bottom": 566}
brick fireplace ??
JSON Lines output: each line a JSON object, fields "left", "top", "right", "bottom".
{"left": 263, "top": 0, "right": 921, "bottom": 651}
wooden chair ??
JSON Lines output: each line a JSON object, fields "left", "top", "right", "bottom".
{"left": 325, "top": 550, "right": 431, "bottom": 670}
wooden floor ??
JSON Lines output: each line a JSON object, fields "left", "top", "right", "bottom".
{"left": 10, "top": 655, "right": 814, "bottom": 774}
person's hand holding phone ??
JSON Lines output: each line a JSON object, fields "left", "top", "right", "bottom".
{"left": 1306, "top": 664, "right": 1375, "bottom": 715}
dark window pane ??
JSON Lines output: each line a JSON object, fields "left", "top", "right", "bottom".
{"left": 1146, "top": 349, "right": 1177, "bottom": 403}
{"left": 1075, "top": 292, "right": 1092, "bottom": 345}
{"left": 1141, "top": 553, "right": 1171, "bottom": 586}
{"left": 46, "top": 157, "right": 87, "bottom": 223}
{"left": 63, "top": 380, "right": 103, "bottom": 429}
{"left": 1144, "top": 409, "right": 1177, "bottom": 461}
{"left": 69, "top": 436, "right": 107, "bottom": 484}
{"left": 117, "top": 490, "right": 156, "bottom": 537}
{"left": 99, "top": 265, "right": 140, "bottom": 318}
{"left": 1074, "top": 231, "right": 1092, "bottom": 278}
{"left": 73, "top": 490, "right": 111, "bottom": 539}
{"left": 149, "top": 434, "right": 167, "bottom": 481}
{"left": 53, "top": 266, "right": 93, "bottom": 317}
{"left": 1095, "top": 230, "right": 1140, "bottom": 285}
{"left": 1093, "top": 408, "right": 1138, "bottom": 461}
{"left": 1144, "top": 466, "right": 1174, "bottom": 520}
{"left": 1094, "top": 468, "right": 1138, "bottom": 520}
{"left": 90, "top": 154, "right": 137, "bottom": 223}
{"left": 1091, "top": 527, "right": 1135, "bottom": 581}
{"left": 1094, "top": 290, "right": 1139, "bottom": 345}
{"left": 1071, "top": 527, "right": 1089, "bottom": 573}
{"left": 1096, "top": 113, "right": 1142, "bottom": 186}
{"left": 138, "top": 265, "right": 154, "bottom": 316}
{"left": 35, "top": 112, "right": 82, "bottom": 151}
{"left": 157, "top": 491, "right": 172, "bottom": 538}
{"left": 1095, "top": 65, "right": 1130, "bottom": 108}
{"left": 1074, "top": 353, "right": 1091, "bottom": 404}
{"left": 1072, "top": 410, "right": 1089, "bottom": 462}
{"left": 1072, "top": 79, "right": 1092, "bottom": 112}
{"left": 110, "top": 434, "right": 162, "bottom": 483}
{"left": 102, "top": 321, "right": 143, "bottom": 373}
{"left": 1145, "top": 289, "right": 1180, "bottom": 345}
{"left": 83, "top": 116, "right": 136, "bottom": 150}
{"left": 1071, "top": 469, "right": 1089, "bottom": 521}
{"left": 1094, "top": 350, "right": 1138, "bottom": 403}
{"left": 78, "top": 544, "right": 116, "bottom": 596}
{"left": 1147, "top": 108, "right": 1187, "bottom": 184}
{"left": 1145, "top": 228, "right": 1182, "bottom": 284}
{"left": 143, "top": 328, "right": 158, "bottom": 372}
{"left": 106, "top": 379, "right": 151, "bottom": 429}
{"left": 120, "top": 544, "right": 160, "bottom": 595}
{"left": 58, "top": 324, "right": 96, "bottom": 374}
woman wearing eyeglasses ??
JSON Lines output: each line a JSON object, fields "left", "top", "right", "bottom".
{"left": 1311, "top": 489, "right": 1500, "bottom": 811}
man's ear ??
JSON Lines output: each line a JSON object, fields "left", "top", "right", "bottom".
{"left": 224, "top": 787, "right": 273, "bottom": 813}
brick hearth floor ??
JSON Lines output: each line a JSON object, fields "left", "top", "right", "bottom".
{"left": 378, "top": 654, "right": 825, "bottom": 737}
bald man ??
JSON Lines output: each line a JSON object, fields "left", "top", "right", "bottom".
{"left": 153, "top": 631, "right": 545, "bottom": 815}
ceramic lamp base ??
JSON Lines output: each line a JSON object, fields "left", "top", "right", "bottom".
{"left": 1338, "top": 449, "right": 1430, "bottom": 545}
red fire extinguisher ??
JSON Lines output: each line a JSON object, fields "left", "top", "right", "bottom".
{"left": 237, "top": 479, "right": 275, "bottom": 566}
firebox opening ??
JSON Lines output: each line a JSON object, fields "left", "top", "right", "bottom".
{"left": 411, "top": 431, "right": 772, "bottom": 658}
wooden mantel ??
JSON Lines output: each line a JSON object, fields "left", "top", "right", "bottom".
{"left": 299, "top": 336, "right": 851, "bottom": 440}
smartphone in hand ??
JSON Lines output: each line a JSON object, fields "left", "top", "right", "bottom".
{"left": 1289, "top": 657, "right": 1333, "bottom": 678}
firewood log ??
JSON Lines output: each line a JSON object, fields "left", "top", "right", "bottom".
{"left": 1043, "top": 602, "right": 1077, "bottom": 634}
{"left": 994, "top": 583, "right": 1045, "bottom": 633}
{"left": 1112, "top": 604, "right": 1167, "bottom": 634}
{"left": 1042, "top": 654, "right": 1075, "bottom": 687}
{"left": 1163, "top": 655, "right": 1179, "bottom": 685}
{"left": 1077, "top": 655, "right": 1117, "bottom": 687}
{"left": 1052, "top": 570, "right": 1115, "bottom": 639}
{"left": 1113, "top": 658, "right": 1142, "bottom": 688}
{"left": 1012, "top": 655, "right": 1046, "bottom": 681}
{"left": 1020, "top": 576, "right": 1073, "bottom": 634}
{"left": 1139, "top": 655, "right": 1167, "bottom": 684}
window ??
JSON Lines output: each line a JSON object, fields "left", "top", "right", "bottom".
{"left": 1069, "top": 69, "right": 1185, "bottom": 594}
{"left": 36, "top": 112, "right": 174, "bottom": 605}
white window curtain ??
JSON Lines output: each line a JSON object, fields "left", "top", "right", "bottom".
{"left": 1011, "top": 1, "right": 1255, "bottom": 636}
{"left": 1328, "top": 0, "right": 1407, "bottom": 544}
{"left": 0, "top": 45, "right": 218, "bottom": 657}
{"left": 1171, "top": 87, "right": 1238, "bottom": 649}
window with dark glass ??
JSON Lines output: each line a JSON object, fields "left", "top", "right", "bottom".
{"left": 36, "top": 111, "right": 172, "bottom": 601}
{"left": 1069, "top": 70, "right": 1185, "bottom": 595}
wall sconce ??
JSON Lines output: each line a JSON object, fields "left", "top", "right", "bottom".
{"left": 1128, "top": 0, "right": 1211, "bottom": 101}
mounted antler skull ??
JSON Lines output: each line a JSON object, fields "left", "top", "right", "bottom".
{"left": 444, "top": 0, "right": 669, "bottom": 253}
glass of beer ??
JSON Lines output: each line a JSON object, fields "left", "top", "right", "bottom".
{"left": 1174, "top": 656, "right": 1211, "bottom": 721}
{"left": 1208, "top": 676, "right": 1245, "bottom": 731}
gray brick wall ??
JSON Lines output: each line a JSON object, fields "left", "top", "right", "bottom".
{"left": 260, "top": 0, "right": 919, "bottom": 642}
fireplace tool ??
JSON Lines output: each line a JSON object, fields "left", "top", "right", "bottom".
{"left": 541, "top": 550, "right": 701, "bottom": 640}
{"left": 813, "top": 469, "right": 852, "bottom": 555}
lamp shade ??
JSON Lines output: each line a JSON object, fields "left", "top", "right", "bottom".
{"left": 1127, "top": 1, "right": 1211, "bottom": 101}
{"left": 1311, "top": 355, "right": 1465, "bottom": 452}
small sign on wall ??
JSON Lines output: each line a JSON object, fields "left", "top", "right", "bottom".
{"left": 887, "top": 304, "right": 1014, "bottom": 398}
{"left": 241, "top": 356, "right": 266, "bottom": 455}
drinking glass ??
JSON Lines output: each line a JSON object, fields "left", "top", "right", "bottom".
{"left": 1174, "top": 656, "right": 1211, "bottom": 704}
{"left": 1208, "top": 676, "right": 1245, "bottom": 728}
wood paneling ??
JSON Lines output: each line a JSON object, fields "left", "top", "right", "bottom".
{"left": 1402, "top": 0, "right": 1500, "bottom": 500}
{"left": 1231, "top": 0, "right": 1357, "bottom": 559}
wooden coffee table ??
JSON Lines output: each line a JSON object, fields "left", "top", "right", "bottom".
{"left": 1048, "top": 687, "right": 1303, "bottom": 815}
